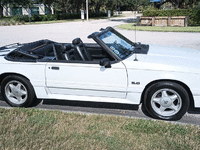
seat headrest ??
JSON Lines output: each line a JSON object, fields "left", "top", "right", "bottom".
{"left": 72, "top": 38, "right": 81, "bottom": 45}
{"left": 61, "top": 44, "right": 72, "bottom": 51}
{"left": 65, "top": 44, "right": 72, "bottom": 50}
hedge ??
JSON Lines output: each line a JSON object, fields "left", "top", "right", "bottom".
{"left": 143, "top": 9, "right": 200, "bottom": 26}
{"left": 12, "top": 12, "right": 108, "bottom": 22}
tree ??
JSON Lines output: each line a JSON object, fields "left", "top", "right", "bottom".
{"left": 36, "top": 0, "right": 54, "bottom": 14}
{"left": 107, "top": 0, "right": 150, "bottom": 11}
{"left": 70, "top": 0, "right": 84, "bottom": 13}
{"left": 0, "top": 0, "right": 34, "bottom": 17}
{"left": 89, "top": 0, "right": 106, "bottom": 13}
{"left": 164, "top": 0, "right": 200, "bottom": 9}
{"left": 54, "top": 0, "right": 72, "bottom": 14}
{"left": 0, "top": 0, "right": 12, "bottom": 17}
{"left": 0, "top": 0, "right": 3, "bottom": 17}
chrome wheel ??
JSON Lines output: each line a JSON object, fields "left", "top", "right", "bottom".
{"left": 5, "top": 80, "right": 28, "bottom": 105}
{"left": 151, "top": 88, "right": 182, "bottom": 117}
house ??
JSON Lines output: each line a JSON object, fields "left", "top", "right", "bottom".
{"left": 3, "top": 4, "right": 54, "bottom": 17}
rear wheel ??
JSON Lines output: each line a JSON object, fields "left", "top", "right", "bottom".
{"left": 1, "top": 75, "right": 35, "bottom": 107}
{"left": 144, "top": 81, "right": 189, "bottom": 120}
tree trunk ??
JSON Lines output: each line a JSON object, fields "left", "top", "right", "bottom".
{"left": 62, "top": 8, "right": 66, "bottom": 15}
{"left": 95, "top": 4, "right": 101, "bottom": 13}
{"left": 47, "top": 5, "right": 52, "bottom": 14}
{"left": 76, "top": 6, "right": 79, "bottom": 14}
{"left": 0, "top": 5, "right": 3, "bottom": 17}
{"left": 61, "top": 3, "right": 67, "bottom": 15}
{"left": 154, "top": 3, "right": 161, "bottom": 9}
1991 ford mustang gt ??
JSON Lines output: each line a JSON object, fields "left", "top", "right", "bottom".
{"left": 0, "top": 27, "right": 199, "bottom": 120}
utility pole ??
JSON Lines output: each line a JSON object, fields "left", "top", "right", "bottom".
{"left": 86, "top": 0, "right": 89, "bottom": 21}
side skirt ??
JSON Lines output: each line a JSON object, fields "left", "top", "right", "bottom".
{"left": 34, "top": 87, "right": 141, "bottom": 105}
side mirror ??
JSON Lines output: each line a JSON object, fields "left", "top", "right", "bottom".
{"left": 100, "top": 58, "right": 111, "bottom": 68}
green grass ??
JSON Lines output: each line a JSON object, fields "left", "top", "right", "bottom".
{"left": 24, "top": 16, "right": 117, "bottom": 25}
{"left": 24, "top": 15, "right": 125, "bottom": 25}
{"left": 118, "top": 23, "right": 200, "bottom": 32}
{"left": 0, "top": 18, "right": 25, "bottom": 26}
{"left": 24, "top": 19, "right": 81, "bottom": 25}
{"left": 0, "top": 108, "right": 199, "bottom": 150}
{"left": 0, "top": 14, "right": 126, "bottom": 26}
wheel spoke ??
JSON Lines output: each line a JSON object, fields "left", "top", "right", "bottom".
{"left": 20, "top": 90, "right": 27, "bottom": 96}
{"left": 152, "top": 98, "right": 161, "bottom": 104}
{"left": 162, "top": 90, "right": 168, "bottom": 97}
{"left": 7, "top": 90, "right": 15, "bottom": 97}
{"left": 16, "top": 95, "right": 22, "bottom": 101}
{"left": 169, "top": 104, "right": 178, "bottom": 111}
{"left": 170, "top": 94, "right": 178, "bottom": 102}
{"left": 160, "top": 106, "right": 166, "bottom": 112}
{"left": 16, "top": 83, "right": 21, "bottom": 91}
{"left": 8, "top": 84, "right": 15, "bottom": 92}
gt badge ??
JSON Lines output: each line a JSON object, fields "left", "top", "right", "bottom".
{"left": 132, "top": 82, "right": 140, "bottom": 85}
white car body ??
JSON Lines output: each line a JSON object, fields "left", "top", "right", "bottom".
{"left": 1, "top": 44, "right": 200, "bottom": 107}
{"left": 0, "top": 27, "right": 199, "bottom": 120}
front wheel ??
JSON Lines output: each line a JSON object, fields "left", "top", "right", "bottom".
{"left": 144, "top": 82, "right": 189, "bottom": 121}
{"left": 1, "top": 75, "right": 36, "bottom": 107}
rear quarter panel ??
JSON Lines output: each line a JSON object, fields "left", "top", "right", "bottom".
{"left": 0, "top": 57, "right": 47, "bottom": 97}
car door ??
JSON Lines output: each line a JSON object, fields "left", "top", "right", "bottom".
{"left": 45, "top": 61, "right": 127, "bottom": 98}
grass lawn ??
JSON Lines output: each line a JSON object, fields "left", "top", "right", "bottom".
{"left": 0, "top": 108, "right": 199, "bottom": 149}
{"left": 0, "top": 14, "right": 125, "bottom": 26}
{"left": 24, "top": 19, "right": 81, "bottom": 25}
{"left": 118, "top": 23, "right": 200, "bottom": 32}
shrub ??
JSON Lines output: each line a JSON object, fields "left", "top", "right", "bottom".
{"left": 41, "top": 15, "right": 49, "bottom": 21}
{"left": 47, "top": 14, "right": 58, "bottom": 21}
{"left": 89, "top": 12, "right": 107, "bottom": 18}
{"left": 143, "top": 8, "right": 200, "bottom": 26}
{"left": 31, "top": 15, "right": 42, "bottom": 22}
{"left": 1, "top": 12, "right": 109, "bottom": 25}
{"left": 12, "top": 15, "right": 29, "bottom": 22}
{"left": 0, "top": 18, "right": 25, "bottom": 26}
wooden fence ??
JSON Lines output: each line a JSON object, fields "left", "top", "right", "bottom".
{"left": 140, "top": 16, "right": 189, "bottom": 27}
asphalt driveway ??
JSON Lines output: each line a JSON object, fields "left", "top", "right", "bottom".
{"left": 0, "top": 18, "right": 200, "bottom": 50}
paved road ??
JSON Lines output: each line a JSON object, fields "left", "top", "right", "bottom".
{"left": 0, "top": 17, "right": 200, "bottom": 125}
{"left": 0, "top": 18, "right": 200, "bottom": 50}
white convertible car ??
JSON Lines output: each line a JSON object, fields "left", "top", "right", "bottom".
{"left": 0, "top": 27, "right": 199, "bottom": 120}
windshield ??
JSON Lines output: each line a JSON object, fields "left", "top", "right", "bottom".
{"left": 99, "top": 31, "right": 134, "bottom": 59}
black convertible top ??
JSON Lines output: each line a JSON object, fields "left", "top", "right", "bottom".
{"left": 4, "top": 27, "right": 149, "bottom": 62}
{"left": 5, "top": 40, "right": 73, "bottom": 62}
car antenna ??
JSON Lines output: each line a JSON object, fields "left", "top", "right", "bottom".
{"left": 134, "top": 24, "right": 137, "bottom": 43}
{"left": 134, "top": 24, "right": 138, "bottom": 61}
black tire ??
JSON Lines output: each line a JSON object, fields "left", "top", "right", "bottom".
{"left": 1, "top": 75, "right": 36, "bottom": 107}
{"left": 144, "top": 81, "right": 189, "bottom": 121}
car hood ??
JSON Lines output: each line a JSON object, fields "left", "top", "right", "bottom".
{"left": 147, "top": 45, "right": 200, "bottom": 59}
{"left": 123, "top": 45, "right": 200, "bottom": 74}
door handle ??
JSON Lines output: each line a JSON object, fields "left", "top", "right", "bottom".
{"left": 51, "top": 66, "right": 59, "bottom": 70}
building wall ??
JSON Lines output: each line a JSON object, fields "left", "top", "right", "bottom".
{"left": 3, "top": 7, "right": 11, "bottom": 16}
{"left": 3, "top": 4, "right": 54, "bottom": 17}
